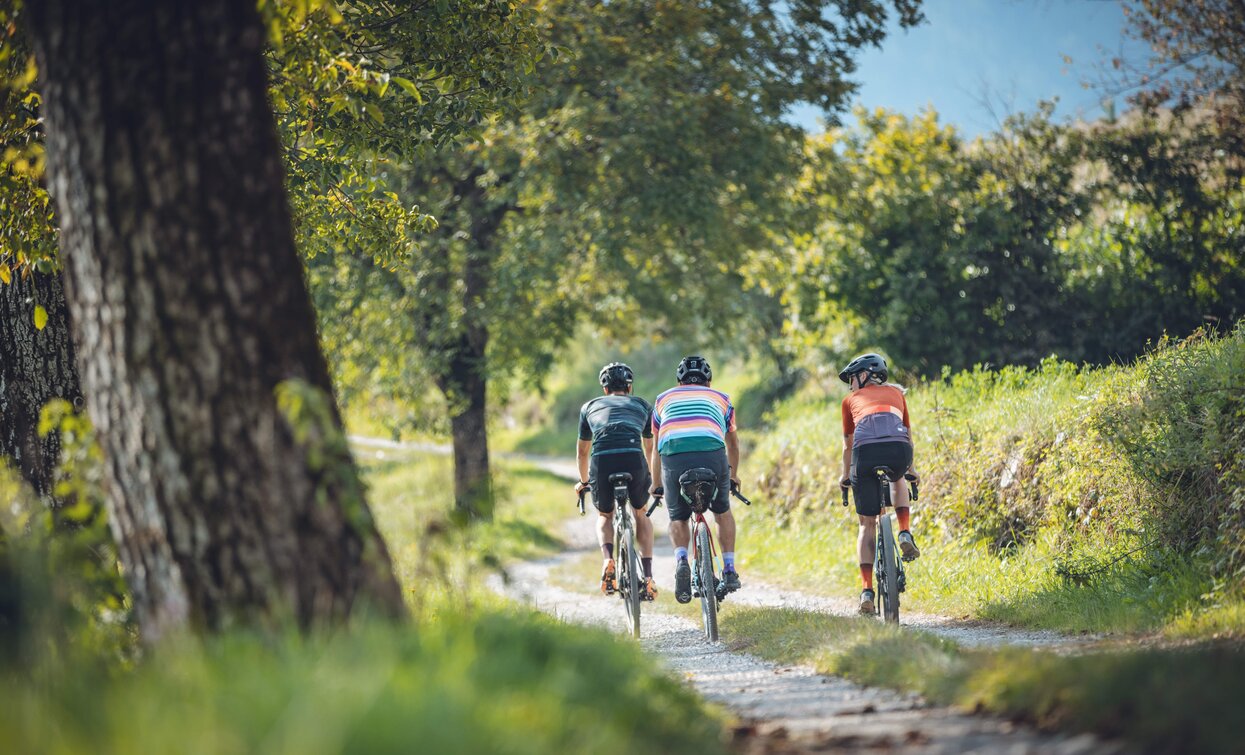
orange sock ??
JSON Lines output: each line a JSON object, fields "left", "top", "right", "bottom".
{"left": 860, "top": 564, "right": 873, "bottom": 589}
{"left": 896, "top": 507, "right": 911, "bottom": 531}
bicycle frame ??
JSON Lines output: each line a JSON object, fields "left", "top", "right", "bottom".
{"left": 843, "top": 468, "right": 918, "bottom": 623}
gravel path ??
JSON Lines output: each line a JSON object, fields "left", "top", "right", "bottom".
{"left": 497, "top": 546, "right": 1117, "bottom": 753}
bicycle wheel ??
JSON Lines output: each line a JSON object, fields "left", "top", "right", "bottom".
{"left": 695, "top": 523, "right": 719, "bottom": 642}
{"left": 878, "top": 513, "right": 901, "bottom": 623}
{"left": 622, "top": 521, "right": 641, "bottom": 638}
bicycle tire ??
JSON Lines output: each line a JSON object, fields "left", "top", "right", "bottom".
{"left": 696, "top": 523, "right": 719, "bottom": 642}
{"left": 879, "top": 514, "right": 900, "bottom": 623}
{"left": 623, "top": 521, "right": 641, "bottom": 638}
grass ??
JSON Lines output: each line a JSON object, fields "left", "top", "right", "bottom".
{"left": 741, "top": 329, "right": 1245, "bottom": 641}
{"left": 1, "top": 453, "right": 729, "bottom": 754}
{"left": 727, "top": 605, "right": 1245, "bottom": 753}
{"left": 2, "top": 608, "right": 725, "bottom": 755}
{"left": 734, "top": 504, "right": 1227, "bottom": 636}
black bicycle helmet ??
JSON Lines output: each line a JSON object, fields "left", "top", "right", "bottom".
{"left": 599, "top": 362, "right": 634, "bottom": 391}
{"left": 838, "top": 352, "right": 888, "bottom": 384}
{"left": 676, "top": 355, "right": 712, "bottom": 385}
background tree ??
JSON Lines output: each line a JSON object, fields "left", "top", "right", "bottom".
{"left": 317, "top": 0, "right": 926, "bottom": 518}
{"left": 25, "top": 0, "right": 409, "bottom": 639}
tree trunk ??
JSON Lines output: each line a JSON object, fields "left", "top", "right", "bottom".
{"left": 0, "top": 269, "right": 81, "bottom": 498}
{"left": 438, "top": 330, "right": 493, "bottom": 522}
{"left": 27, "top": 0, "right": 404, "bottom": 639}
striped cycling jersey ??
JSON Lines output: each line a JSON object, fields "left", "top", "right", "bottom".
{"left": 652, "top": 385, "right": 736, "bottom": 456}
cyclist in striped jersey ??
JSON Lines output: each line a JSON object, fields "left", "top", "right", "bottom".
{"left": 648, "top": 355, "right": 742, "bottom": 603}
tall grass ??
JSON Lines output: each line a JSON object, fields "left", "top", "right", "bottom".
{"left": 743, "top": 326, "right": 1245, "bottom": 636}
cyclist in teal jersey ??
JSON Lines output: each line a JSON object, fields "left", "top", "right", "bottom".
{"left": 576, "top": 362, "right": 658, "bottom": 599}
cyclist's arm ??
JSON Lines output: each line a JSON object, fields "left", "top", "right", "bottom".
{"left": 576, "top": 439, "right": 591, "bottom": 484}
{"left": 649, "top": 444, "right": 662, "bottom": 493}
{"left": 840, "top": 433, "right": 853, "bottom": 484}
{"left": 725, "top": 429, "right": 740, "bottom": 485}
{"left": 642, "top": 434, "right": 655, "bottom": 460}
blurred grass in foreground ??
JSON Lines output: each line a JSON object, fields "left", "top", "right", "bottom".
{"left": 0, "top": 454, "right": 727, "bottom": 755}
{"left": 729, "top": 605, "right": 1245, "bottom": 754}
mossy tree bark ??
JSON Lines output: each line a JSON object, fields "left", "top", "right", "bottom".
{"left": 27, "top": 0, "right": 404, "bottom": 640}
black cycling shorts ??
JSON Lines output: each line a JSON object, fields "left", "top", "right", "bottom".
{"left": 589, "top": 452, "right": 651, "bottom": 513}
{"left": 850, "top": 441, "right": 913, "bottom": 517}
{"left": 661, "top": 449, "right": 730, "bottom": 522}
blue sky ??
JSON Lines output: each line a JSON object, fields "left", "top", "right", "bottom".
{"left": 789, "top": 0, "right": 1150, "bottom": 136}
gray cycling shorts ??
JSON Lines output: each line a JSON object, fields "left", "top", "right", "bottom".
{"left": 660, "top": 449, "right": 730, "bottom": 522}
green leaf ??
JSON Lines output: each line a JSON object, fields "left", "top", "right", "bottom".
{"left": 33, "top": 304, "right": 48, "bottom": 330}
{"left": 391, "top": 76, "right": 424, "bottom": 104}
{"left": 363, "top": 102, "right": 385, "bottom": 125}
{"left": 0, "top": 263, "right": 10, "bottom": 285}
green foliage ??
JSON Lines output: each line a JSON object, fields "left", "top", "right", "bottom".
{"left": 317, "top": 0, "right": 925, "bottom": 435}
{"left": 2, "top": 608, "right": 726, "bottom": 755}
{"left": 778, "top": 103, "right": 1245, "bottom": 376}
{"left": 0, "top": 403, "right": 132, "bottom": 670}
{"left": 745, "top": 327, "right": 1245, "bottom": 633}
{"left": 0, "top": 0, "right": 57, "bottom": 293}
{"left": 266, "top": 0, "right": 548, "bottom": 269}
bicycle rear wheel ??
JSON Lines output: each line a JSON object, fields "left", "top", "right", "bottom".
{"left": 878, "top": 514, "right": 901, "bottom": 623}
{"left": 622, "top": 524, "right": 641, "bottom": 638}
{"left": 695, "top": 524, "right": 719, "bottom": 642}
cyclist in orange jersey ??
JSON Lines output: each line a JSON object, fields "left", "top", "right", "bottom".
{"left": 837, "top": 353, "right": 922, "bottom": 615}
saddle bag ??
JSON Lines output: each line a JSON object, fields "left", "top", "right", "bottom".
{"left": 678, "top": 467, "right": 718, "bottom": 514}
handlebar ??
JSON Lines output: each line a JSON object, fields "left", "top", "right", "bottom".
{"left": 840, "top": 473, "right": 919, "bottom": 508}
{"left": 645, "top": 487, "right": 664, "bottom": 518}
{"left": 576, "top": 485, "right": 591, "bottom": 516}
{"left": 730, "top": 480, "right": 752, "bottom": 506}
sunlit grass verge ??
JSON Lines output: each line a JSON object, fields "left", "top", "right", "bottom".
{"left": 736, "top": 505, "right": 1228, "bottom": 637}
{"left": 744, "top": 328, "right": 1245, "bottom": 640}
{"left": 3, "top": 607, "right": 726, "bottom": 755}
{"left": 729, "top": 605, "right": 1244, "bottom": 753}
{"left": 360, "top": 453, "right": 569, "bottom": 607}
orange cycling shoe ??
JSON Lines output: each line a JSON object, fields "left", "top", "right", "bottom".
{"left": 641, "top": 577, "right": 658, "bottom": 601}
{"left": 600, "top": 559, "right": 617, "bottom": 595}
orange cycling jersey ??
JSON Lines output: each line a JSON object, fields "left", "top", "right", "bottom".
{"left": 841, "top": 384, "right": 911, "bottom": 448}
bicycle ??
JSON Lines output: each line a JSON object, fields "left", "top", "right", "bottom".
{"left": 842, "top": 467, "right": 918, "bottom": 624}
{"left": 646, "top": 469, "right": 751, "bottom": 643}
{"left": 578, "top": 473, "right": 646, "bottom": 638}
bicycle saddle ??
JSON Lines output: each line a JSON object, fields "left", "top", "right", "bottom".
{"left": 871, "top": 466, "right": 900, "bottom": 480}
{"left": 678, "top": 467, "right": 718, "bottom": 513}
{"left": 608, "top": 472, "right": 633, "bottom": 485}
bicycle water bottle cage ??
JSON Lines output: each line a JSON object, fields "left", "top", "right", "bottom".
{"left": 678, "top": 468, "right": 718, "bottom": 514}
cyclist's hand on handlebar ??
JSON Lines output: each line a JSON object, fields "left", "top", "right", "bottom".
{"left": 839, "top": 475, "right": 851, "bottom": 490}
{"left": 650, "top": 485, "right": 664, "bottom": 498}
{"left": 905, "top": 469, "right": 921, "bottom": 486}
{"left": 575, "top": 481, "right": 591, "bottom": 497}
